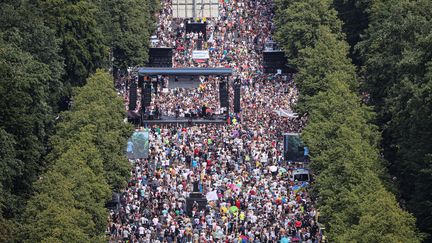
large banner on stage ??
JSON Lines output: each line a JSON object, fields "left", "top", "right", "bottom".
{"left": 127, "top": 131, "right": 149, "bottom": 159}
{"left": 192, "top": 50, "right": 210, "bottom": 59}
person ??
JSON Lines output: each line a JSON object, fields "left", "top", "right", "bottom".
{"left": 122, "top": 227, "right": 130, "bottom": 242}
{"left": 109, "top": 0, "right": 318, "bottom": 242}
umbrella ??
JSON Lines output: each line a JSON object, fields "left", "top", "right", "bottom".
{"left": 220, "top": 206, "right": 228, "bottom": 214}
{"left": 178, "top": 197, "right": 186, "bottom": 202}
{"left": 229, "top": 206, "right": 239, "bottom": 214}
{"left": 228, "top": 183, "right": 240, "bottom": 192}
{"left": 279, "top": 167, "right": 287, "bottom": 174}
{"left": 280, "top": 236, "right": 290, "bottom": 243}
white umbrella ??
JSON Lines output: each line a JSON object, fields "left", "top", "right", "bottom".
{"left": 270, "top": 165, "right": 278, "bottom": 172}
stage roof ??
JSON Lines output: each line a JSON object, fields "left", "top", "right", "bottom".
{"left": 137, "top": 67, "right": 232, "bottom": 76}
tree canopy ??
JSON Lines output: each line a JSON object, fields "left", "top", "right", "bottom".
{"left": 0, "top": 0, "right": 154, "bottom": 240}
{"left": 275, "top": 0, "right": 423, "bottom": 241}
{"left": 97, "top": 0, "right": 158, "bottom": 76}
{"left": 22, "top": 71, "right": 132, "bottom": 242}
{"left": 356, "top": 0, "right": 432, "bottom": 239}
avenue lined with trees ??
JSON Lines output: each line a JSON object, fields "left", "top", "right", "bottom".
{"left": 0, "top": 0, "right": 430, "bottom": 242}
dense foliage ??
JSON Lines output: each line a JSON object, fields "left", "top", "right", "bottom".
{"left": 332, "top": 0, "right": 370, "bottom": 66}
{"left": 0, "top": 0, "right": 154, "bottom": 241}
{"left": 97, "top": 0, "right": 159, "bottom": 77}
{"left": 274, "top": 0, "right": 343, "bottom": 63}
{"left": 275, "top": 0, "right": 423, "bottom": 241}
{"left": 356, "top": 0, "right": 432, "bottom": 239}
{"left": 21, "top": 71, "right": 132, "bottom": 242}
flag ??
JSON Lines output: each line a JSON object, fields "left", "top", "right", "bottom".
{"left": 206, "top": 191, "right": 219, "bottom": 201}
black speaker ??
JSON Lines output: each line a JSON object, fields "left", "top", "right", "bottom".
{"left": 153, "top": 81, "right": 158, "bottom": 95}
{"left": 129, "top": 82, "right": 137, "bottom": 110}
{"left": 197, "top": 39, "right": 203, "bottom": 50}
{"left": 263, "top": 51, "right": 296, "bottom": 74}
{"left": 234, "top": 84, "right": 241, "bottom": 113}
{"left": 219, "top": 81, "right": 228, "bottom": 108}
{"left": 142, "top": 83, "right": 152, "bottom": 107}
{"left": 284, "top": 134, "right": 305, "bottom": 162}
{"left": 149, "top": 48, "right": 173, "bottom": 67}
{"left": 138, "top": 75, "right": 144, "bottom": 88}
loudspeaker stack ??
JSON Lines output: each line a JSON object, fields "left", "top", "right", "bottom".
{"left": 129, "top": 82, "right": 138, "bottom": 111}
{"left": 219, "top": 81, "right": 229, "bottom": 108}
{"left": 234, "top": 82, "right": 241, "bottom": 113}
{"left": 142, "top": 83, "right": 152, "bottom": 107}
{"left": 138, "top": 75, "right": 144, "bottom": 89}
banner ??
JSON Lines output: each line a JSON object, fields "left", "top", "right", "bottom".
{"left": 192, "top": 50, "right": 210, "bottom": 59}
{"left": 127, "top": 131, "right": 149, "bottom": 159}
{"left": 206, "top": 190, "right": 219, "bottom": 201}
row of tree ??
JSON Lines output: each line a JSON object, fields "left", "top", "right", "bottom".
{"left": 0, "top": 0, "right": 157, "bottom": 241}
{"left": 22, "top": 71, "right": 132, "bottom": 242}
{"left": 275, "top": 0, "right": 423, "bottom": 241}
{"left": 334, "top": 0, "right": 432, "bottom": 240}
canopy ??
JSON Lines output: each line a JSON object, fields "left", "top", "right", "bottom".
{"left": 138, "top": 67, "right": 232, "bottom": 76}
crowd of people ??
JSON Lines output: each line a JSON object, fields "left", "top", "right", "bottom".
{"left": 109, "top": 0, "right": 319, "bottom": 242}
{"left": 150, "top": 77, "right": 222, "bottom": 118}
{"left": 108, "top": 124, "right": 319, "bottom": 242}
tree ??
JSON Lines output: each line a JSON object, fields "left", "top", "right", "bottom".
{"left": 0, "top": 129, "right": 18, "bottom": 241}
{"left": 274, "top": 0, "right": 423, "bottom": 240}
{"left": 294, "top": 26, "right": 357, "bottom": 113}
{"left": 22, "top": 170, "right": 97, "bottom": 243}
{"left": 98, "top": 0, "right": 157, "bottom": 76}
{"left": 49, "top": 71, "right": 132, "bottom": 191}
{"left": 332, "top": 0, "right": 371, "bottom": 66}
{"left": 358, "top": 0, "right": 432, "bottom": 238}
{"left": 300, "top": 66, "right": 422, "bottom": 242}
{"left": 35, "top": 0, "right": 108, "bottom": 86}
{"left": 22, "top": 71, "right": 130, "bottom": 242}
{"left": 0, "top": 39, "right": 53, "bottom": 216}
{"left": 0, "top": 0, "right": 65, "bottom": 109}
{"left": 274, "top": 0, "right": 343, "bottom": 62}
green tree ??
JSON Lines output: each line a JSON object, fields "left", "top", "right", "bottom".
{"left": 275, "top": 0, "right": 343, "bottom": 62}
{"left": 0, "top": 39, "right": 53, "bottom": 216}
{"left": 274, "top": 0, "right": 423, "bottom": 239}
{"left": 98, "top": 0, "right": 156, "bottom": 76}
{"left": 49, "top": 71, "right": 132, "bottom": 190}
{"left": 35, "top": 0, "right": 108, "bottom": 86}
{"left": 294, "top": 27, "right": 357, "bottom": 113}
{"left": 22, "top": 71, "right": 130, "bottom": 242}
{"left": 0, "top": 129, "right": 18, "bottom": 241}
{"left": 358, "top": 0, "right": 432, "bottom": 238}
{"left": 332, "top": 0, "right": 370, "bottom": 66}
{"left": 22, "top": 171, "right": 97, "bottom": 243}
{"left": 0, "top": 0, "right": 65, "bottom": 109}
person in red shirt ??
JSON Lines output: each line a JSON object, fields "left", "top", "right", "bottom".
{"left": 295, "top": 220, "right": 302, "bottom": 229}
{"left": 236, "top": 199, "right": 241, "bottom": 209}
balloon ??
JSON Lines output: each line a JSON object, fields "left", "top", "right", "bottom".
{"left": 229, "top": 206, "right": 239, "bottom": 213}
